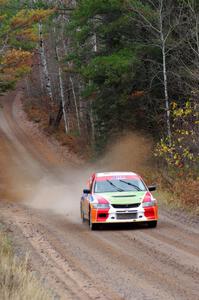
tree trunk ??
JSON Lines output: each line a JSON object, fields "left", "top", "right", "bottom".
{"left": 195, "top": 11, "right": 199, "bottom": 55}
{"left": 78, "top": 77, "right": 85, "bottom": 120}
{"left": 89, "top": 103, "right": 95, "bottom": 143}
{"left": 38, "top": 22, "right": 54, "bottom": 104}
{"left": 161, "top": 39, "right": 171, "bottom": 142}
{"left": 159, "top": 1, "right": 171, "bottom": 143}
{"left": 38, "top": 55, "right": 44, "bottom": 94}
{"left": 61, "top": 18, "right": 81, "bottom": 134}
{"left": 53, "top": 102, "right": 63, "bottom": 129}
{"left": 69, "top": 76, "right": 81, "bottom": 133}
{"left": 55, "top": 44, "right": 69, "bottom": 133}
{"left": 93, "top": 32, "right": 97, "bottom": 52}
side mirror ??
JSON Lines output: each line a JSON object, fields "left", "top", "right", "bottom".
{"left": 148, "top": 185, "right": 156, "bottom": 192}
{"left": 83, "top": 189, "right": 91, "bottom": 194}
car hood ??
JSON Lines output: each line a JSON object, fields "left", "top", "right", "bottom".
{"left": 95, "top": 191, "right": 146, "bottom": 204}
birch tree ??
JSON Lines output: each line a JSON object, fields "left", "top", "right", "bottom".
{"left": 128, "top": 0, "right": 184, "bottom": 143}
{"left": 62, "top": 14, "right": 81, "bottom": 134}
{"left": 38, "top": 22, "right": 54, "bottom": 105}
{"left": 45, "top": 13, "right": 69, "bottom": 132}
{"left": 55, "top": 44, "right": 69, "bottom": 133}
{"left": 67, "top": 0, "right": 144, "bottom": 149}
{"left": 69, "top": 75, "right": 81, "bottom": 133}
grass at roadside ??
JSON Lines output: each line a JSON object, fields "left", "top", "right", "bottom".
{"left": 0, "top": 224, "right": 50, "bottom": 300}
{"left": 153, "top": 185, "right": 199, "bottom": 216}
{"left": 144, "top": 168, "right": 199, "bottom": 215}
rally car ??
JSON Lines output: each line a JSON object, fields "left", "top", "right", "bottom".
{"left": 80, "top": 172, "right": 158, "bottom": 230}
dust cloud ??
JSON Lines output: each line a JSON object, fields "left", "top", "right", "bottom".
{"left": 98, "top": 133, "right": 153, "bottom": 172}
{"left": 0, "top": 93, "right": 153, "bottom": 222}
{"left": 25, "top": 132, "right": 153, "bottom": 221}
{"left": 27, "top": 168, "right": 90, "bottom": 220}
{"left": 0, "top": 122, "right": 152, "bottom": 222}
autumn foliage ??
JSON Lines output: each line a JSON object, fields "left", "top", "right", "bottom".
{"left": 0, "top": 2, "right": 54, "bottom": 92}
{"left": 11, "top": 9, "right": 53, "bottom": 29}
{"left": 155, "top": 100, "right": 199, "bottom": 173}
{"left": 1, "top": 49, "right": 32, "bottom": 79}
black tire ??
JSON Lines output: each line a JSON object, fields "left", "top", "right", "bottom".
{"left": 89, "top": 209, "right": 97, "bottom": 230}
{"left": 148, "top": 221, "right": 157, "bottom": 228}
{"left": 80, "top": 204, "right": 86, "bottom": 223}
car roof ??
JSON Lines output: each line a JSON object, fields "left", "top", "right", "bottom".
{"left": 95, "top": 171, "right": 138, "bottom": 177}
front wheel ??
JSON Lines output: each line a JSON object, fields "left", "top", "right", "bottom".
{"left": 89, "top": 209, "right": 97, "bottom": 230}
{"left": 148, "top": 221, "right": 157, "bottom": 228}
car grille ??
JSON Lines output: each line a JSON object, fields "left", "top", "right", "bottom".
{"left": 112, "top": 203, "right": 140, "bottom": 209}
{"left": 116, "top": 213, "right": 137, "bottom": 220}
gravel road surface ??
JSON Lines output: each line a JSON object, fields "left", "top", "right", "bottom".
{"left": 0, "top": 91, "right": 198, "bottom": 300}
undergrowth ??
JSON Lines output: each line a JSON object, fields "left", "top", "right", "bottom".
{"left": 23, "top": 99, "right": 91, "bottom": 159}
{"left": 144, "top": 167, "right": 199, "bottom": 215}
{"left": 0, "top": 226, "right": 50, "bottom": 300}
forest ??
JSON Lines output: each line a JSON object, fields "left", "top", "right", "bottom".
{"left": 0, "top": 0, "right": 198, "bottom": 208}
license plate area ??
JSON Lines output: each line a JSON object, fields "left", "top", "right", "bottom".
{"left": 116, "top": 213, "right": 137, "bottom": 220}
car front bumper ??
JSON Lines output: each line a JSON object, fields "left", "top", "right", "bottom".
{"left": 90, "top": 206, "right": 158, "bottom": 224}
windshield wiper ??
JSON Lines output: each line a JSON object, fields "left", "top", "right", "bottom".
{"left": 106, "top": 180, "right": 124, "bottom": 192}
{"left": 119, "top": 180, "right": 142, "bottom": 191}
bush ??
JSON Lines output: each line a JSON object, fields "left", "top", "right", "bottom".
{"left": 171, "top": 179, "right": 199, "bottom": 213}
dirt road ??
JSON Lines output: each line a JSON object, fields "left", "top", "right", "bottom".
{"left": 0, "top": 91, "right": 198, "bottom": 300}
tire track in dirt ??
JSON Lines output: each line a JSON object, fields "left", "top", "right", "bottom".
{"left": 0, "top": 90, "right": 199, "bottom": 300}
{"left": 1, "top": 202, "right": 198, "bottom": 300}
{"left": 0, "top": 203, "right": 123, "bottom": 300}
{"left": 142, "top": 222, "right": 199, "bottom": 256}
{"left": 48, "top": 217, "right": 199, "bottom": 300}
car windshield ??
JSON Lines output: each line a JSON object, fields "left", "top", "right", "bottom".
{"left": 94, "top": 178, "right": 147, "bottom": 193}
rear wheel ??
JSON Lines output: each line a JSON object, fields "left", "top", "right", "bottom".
{"left": 80, "top": 204, "right": 86, "bottom": 223}
{"left": 148, "top": 221, "right": 157, "bottom": 228}
{"left": 89, "top": 209, "right": 97, "bottom": 230}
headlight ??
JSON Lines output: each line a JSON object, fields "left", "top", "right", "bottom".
{"left": 92, "top": 203, "right": 110, "bottom": 209}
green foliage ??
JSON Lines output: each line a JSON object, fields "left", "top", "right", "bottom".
{"left": 66, "top": 0, "right": 199, "bottom": 172}
{"left": 68, "top": 0, "right": 150, "bottom": 150}
{"left": 81, "top": 49, "right": 138, "bottom": 86}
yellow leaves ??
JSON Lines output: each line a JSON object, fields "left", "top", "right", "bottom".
{"left": 22, "top": 28, "right": 38, "bottom": 42}
{"left": 171, "top": 101, "right": 177, "bottom": 109}
{"left": 0, "top": 0, "right": 8, "bottom": 5}
{"left": 1, "top": 49, "right": 32, "bottom": 79}
{"left": 185, "top": 101, "right": 191, "bottom": 109}
{"left": 16, "top": 28, "right": 38, "bottom": 43}
{"left": 155, "top": 99, "right": 198, "bottom": 170}
{"left": 172, "top": 100, "right": 193, "bottom": 118}
{"left": 11, "top": 9, "right": 54, "bottom": 29}
{"left": 2, "top": 49, "right": 32, "bottom": 66}
{"left": 0, "top": 14, "right": 6, "bottom": 21}
{"left": 0, "top": 5, "right": 53, "bottom": 93}
{"left": 173, "top": 107, "right": 184, "bottom": 117}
